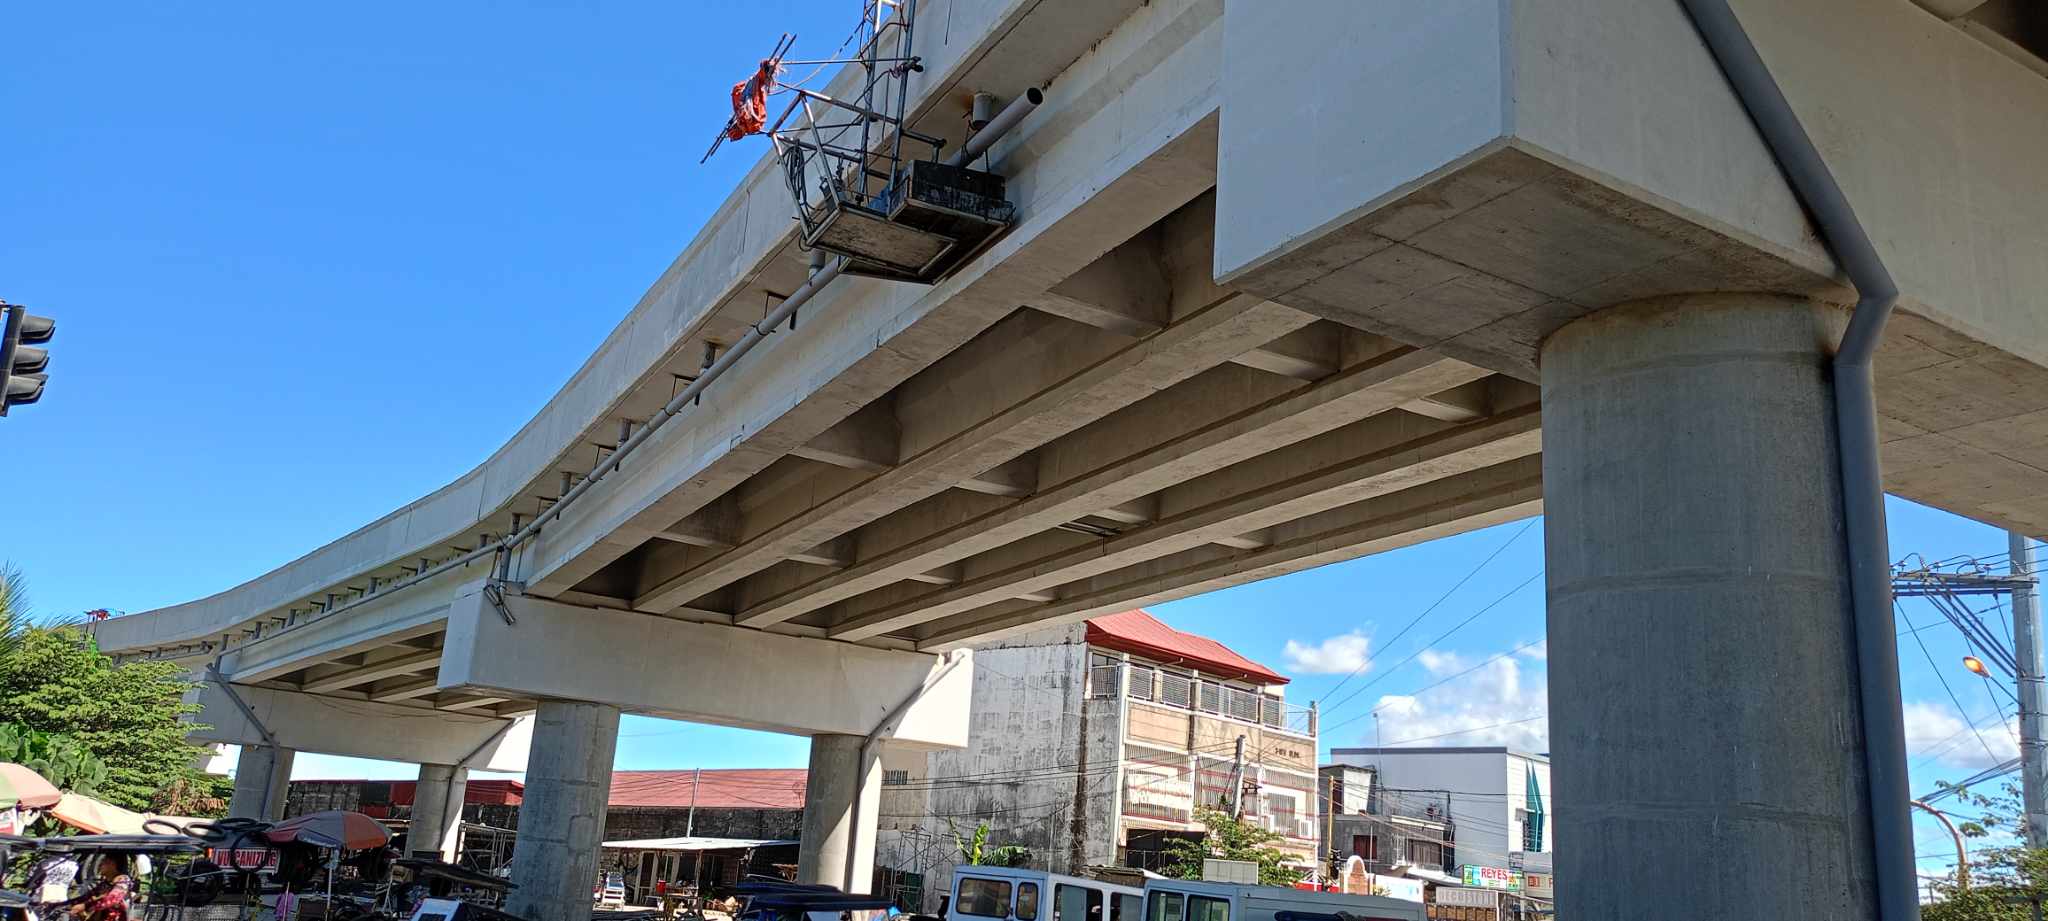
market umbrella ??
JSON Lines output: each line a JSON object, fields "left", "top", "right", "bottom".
{"left": 265, "top": 810, "right": 391, "bottom": 850}
{"left": 267, "top": 811, "right": 392, "bottom": 909}
{"left": 0, "top": 763, "right": 61, "bottom": 810}
{"left": 49, "top": 792, "right": 139, "bottom": 834}
{"left": 49, "top": 792, "right": 208, "bottom": 835}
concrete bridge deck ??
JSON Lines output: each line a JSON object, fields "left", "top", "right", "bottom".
{"left": 97, "top": 0, "right": 2048, "bottom": 720}
{"left": 87, "top": 1, "right": 2048, "bottom": 917}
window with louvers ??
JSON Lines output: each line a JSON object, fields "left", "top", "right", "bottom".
{"left": 1260, "top": 695, "right": 1282, "bottom": 727}
{"left": 1129, "top": 665, "right": 1156, "bottom": 701}
{"left": 1160, "top": 671, "right": 1193, "bottom": 707}
{"left": 1198, "top": 681, "right": 1221, "bottom": 713}
{"left": 1088, "top": 653, "right": 1120, "bottom": 699}
{"left": 1227, "top": 686, "right": 1258, "bottom": 722}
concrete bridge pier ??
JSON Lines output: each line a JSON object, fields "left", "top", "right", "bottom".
{"left": 504, "top": 701, "right": 621, "bottom": 921}
{"left": 410, "top": 762, "right": 469, "bottom": 861}
{"left": 228, "top": 743, "right": 294, "bottom": 821}
{"left": 796, "top": 733, "right": 883, "bottom": 893}
{"left": 1541, "top": 294, "right": 1879, "bottom": 920}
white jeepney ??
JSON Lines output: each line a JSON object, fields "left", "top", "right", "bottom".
{"left": 1140, "top": 879, "right": 1424, "bottom": 921}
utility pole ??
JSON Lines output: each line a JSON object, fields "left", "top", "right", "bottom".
{"left": 1228, "top": 734, "right": 1247, "bottom": 818}
{"left": 2014, "top": 532, "right": 2048, "bottom": 850}
{"left": 1325, "top": 774, "right": 1339, "bottom": 888}
{"left": 685, "top": 766, "right": 702, "bottom": 837}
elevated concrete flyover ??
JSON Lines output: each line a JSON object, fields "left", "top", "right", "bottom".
{"left": 89, "top": 0, "right": 2048, "bottom": 918}
{"left": 95, "top": 0, "right": 1546, "bottom": 712}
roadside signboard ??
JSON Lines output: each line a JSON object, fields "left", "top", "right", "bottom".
{"left": 1459, "top": 865, "right": 1522, "bottom": 891}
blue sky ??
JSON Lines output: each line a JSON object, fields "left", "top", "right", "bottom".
{"left": 0, "top": 2, "right": 2021, "bottom": 881}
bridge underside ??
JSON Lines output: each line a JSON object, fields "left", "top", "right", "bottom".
{"left": 98, "top": 0, "right": 2048, "bottom": 732}
{"left": 202, "top": 183, "right": 1549, "bottom": 717}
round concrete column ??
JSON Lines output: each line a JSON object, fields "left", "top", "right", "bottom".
{"left": 505, "top": 701, "right": 620, "bottom": 921}
{"left": 797, "top": 733, "right": 882, "bottom": 893}
{"left": 228, "top": 745, "right": 294, "bottom": 821}
{"left": 410, "top": 763, "right": 469, "bottom": 862}
{"left": 1541, "top": 294, "right": 1877, "bottom": 919}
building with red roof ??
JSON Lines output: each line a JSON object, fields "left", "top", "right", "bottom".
{"left": 877, "top": 610, "right": 1318, "bottom": 907}
{"left": 285, "top": 767, "right": 808, "bottom": 882}
{"left": 1084, "top": 609, "right": 1289, "bottom": 685}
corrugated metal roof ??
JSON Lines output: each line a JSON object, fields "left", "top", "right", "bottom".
{"left": 1085, "top": 609, "right": 1288, "bottom": 685}
{"left": 606, "top": 768, "right": 808, "bottom": 810}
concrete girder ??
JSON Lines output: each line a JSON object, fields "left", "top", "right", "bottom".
{"left": 190, "top": 679, "right": 531, "bottom": 770}
{"left": 519, "top": 59, "right": 1233, "bottom": 601}
{"left": 436, "top": 585, "right": 971, "bottom": 748}
{"left": 631, "top": 292, "right": 1319, "bottom": 614}
{"left": 298, "top": 647, "right": 440, "bottom": 694}
{"left": 1028, "top": 195, "right": 1476, "bottom": 424}
{"left": 217, "top": 564, "right": 474, "bottom": 685}
{"left": 791, "top": 398, "right": 1047, "bottom": 500}
{"left": 736, "top": 345, "right": 1490, "bottom": 632}
{"left": 915, "top": 453, "right": 1545, "bottom": 649}
{"left": 366, "top": 675, "right": 441, "bottom": 703}
{"left": 831, "top": 404, "right": 1542, "bottom": 641}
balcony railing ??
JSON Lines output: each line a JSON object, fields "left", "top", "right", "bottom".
{"left": 1104, "top": 659, "right": 1316, "bottom": 736}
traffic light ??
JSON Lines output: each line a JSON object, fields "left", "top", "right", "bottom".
{"left": 0, "top": 301, "right": 56, "bottom": 416}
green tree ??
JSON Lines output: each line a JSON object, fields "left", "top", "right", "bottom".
{"left": 1164, "top": 806, "right": 1306, "bottom": 888}
{"left": 951, "top": 821, "right": 1032, "bottom": 868}
{"left": 1921, "top": 780, "right": 2048, "bottom": 921}
{"left": 0, "top": 722, "right": 110, "bottom": 795}
{"left": 0, "top": 627, "right": 209, "bottom": 810}
{"left": 0, "top": 564, "right": 31, "bottom": 657}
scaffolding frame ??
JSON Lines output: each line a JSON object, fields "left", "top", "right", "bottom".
{"left": 705, "top": 0, "right": 1020, "bottom": 284}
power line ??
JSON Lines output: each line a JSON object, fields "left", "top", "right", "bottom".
{"left": 1319, "top": 520, "right": 1536, "bottom": 702}
{"left": 1346, "top": 714, "right": 1547, "bottom": 748}
{"left": 1365, "top": 638, "right": 1545, "bottom": 717}
{"left": 1901, "top": 600, "right": 2003, "bottom": 766}
{"left": 1320, "top": 571, "right": 1545, "bottom": 733}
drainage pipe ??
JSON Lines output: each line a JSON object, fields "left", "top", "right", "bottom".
{"left": 1677, "top": 2, "right": 1911, "bottom": 920}
{"left": 503, "top": 254, "right": 847, "bottom": 560}
{"left": 847, "top": 650, "right": 966, "bottom": 891}
{"left": 945, "top": 88, "right": 1041, "bottom": 167}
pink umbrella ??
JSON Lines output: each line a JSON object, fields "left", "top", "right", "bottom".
{"left": 0, "top": 763, "right": 62, "bottom": 810}
{"left": 265, "top": 810, "right": 391, "bottom": 850}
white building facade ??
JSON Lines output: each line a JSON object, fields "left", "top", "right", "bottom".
{"left": 1326, "top": 746, "right": 1552, "bottom": 897}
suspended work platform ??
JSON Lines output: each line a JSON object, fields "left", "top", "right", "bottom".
{"left": 706, "top": 0, "right": 1024, "bottom": 285}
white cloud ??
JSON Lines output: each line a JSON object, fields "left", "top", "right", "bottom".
{"left": 1366, "top": 655, "right": 1548, "bottom": 751}
{"left": 1283, "top": 631, "right": 1371, "bottom": 675}
{"left": 1416, "top": 649, "right": 1464, "bottom": 675}
{"left": 1517, "top": 639, "right": 1547, "bottom": 661}
{"left": 1903, "top": 700, "right": 2016, "bottom": 770}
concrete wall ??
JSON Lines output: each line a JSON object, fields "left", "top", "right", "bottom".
{"left": 603, "top": 807, "right": 801, "bottom": 843}
{"left": 881, "top": 625, "right": 1122, "bottom": 879}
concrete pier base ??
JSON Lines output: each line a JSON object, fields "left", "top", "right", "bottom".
{"left": 228, "top": 744, "right": 294, "bottom": 821}
{"left": 1541, "top": 295, "right": 1877, "bottom": 920}
{"left": 411, "top": 763, "right": 469, "bottom": 861}
{"left": 504, "top": 701, "right": 620, "bottom": 921}
{"left": 796, "top": 733, "right": 881, "bottom": 893}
